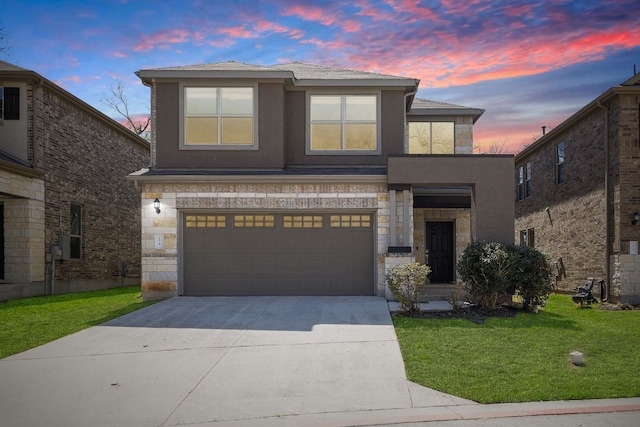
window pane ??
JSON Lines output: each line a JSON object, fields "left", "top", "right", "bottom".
{"left": 431, "top": 122, "right": 454, "bottom": 154}
{"left": 345, "top": 123, "right": 376, "bottom": 150}
{"left": 345, "top": 96, "right": 376, "bottom": 121}
{"left": 408, "top": 122, "right": 430, "bottom": 154}
{"left": 311, "top": 123, "right": 342, "bottom": 150}
{"left": 70, "top": 204, "right": 81, "bottom": 235}
{"left": 311, "top": 96, "right": 341, "bottom": 121}
{"left": 221, "top": 117, "right": 253, "bottom": 144}
{"left": 186, "top": 88, "right": 217, "bottom": 115}
{"left": 557, "top": 142, "right": 565, "bottom": 164}
{"left": 185, "top": 117, "right": 218, "bottom": 145}
{"left": 220, "top": 88, "right": 253, "bottom": 115}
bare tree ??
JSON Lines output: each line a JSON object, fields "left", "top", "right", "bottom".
{"left": 102, "top": 81, "right": 150, "bottom": 140}
{"left": 0, "top": 25, "right": 11, "bottom": 57}
{"left": 476, "top": 140, "right": 507, "bottom": 154}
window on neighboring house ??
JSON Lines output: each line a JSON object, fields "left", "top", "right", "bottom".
{"left": 519, "top": 228, "right": 535, "bottom": 247}
{"left": 556, "top": 142, "right": 565, "bottom": 184}
{"left": 408, "top": 122, "right": 455, "bottom": 154}
{"left": 0, "top": 87, "right": 20, "bottom": 120}
{"left": 70, "top": 203, "right": 82, "bottom": 259}
{"left": 517, "top": 162, "right": 532, "bottom": 201}
{"left": 309, "top": 94, "right": 378, "bottom": 152}
{"left": 183, "top": 86, "right": 254, "bottom": 147}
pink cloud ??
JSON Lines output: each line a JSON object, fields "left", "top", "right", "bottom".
{"left": 133, "top": 28, "right": 190, "bottom": 52}
{"left": 342, "top": 19, "right": 361, "bottom": 32}
{"left": 281, "top": 4, "right": 337, "bottom": 26}
{"left": 217, "top": 25, "right": 256, "bottom": 39}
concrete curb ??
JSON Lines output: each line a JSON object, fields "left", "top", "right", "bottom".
{"left": 190, "top": 398, "right": 640, "bottom": 426}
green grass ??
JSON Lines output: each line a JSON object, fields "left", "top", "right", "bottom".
{"left": 0, "top": 286, "right": 156, "bottom": 359}
{"left": 393, "top": 295, "right": 640, "bottom": 403}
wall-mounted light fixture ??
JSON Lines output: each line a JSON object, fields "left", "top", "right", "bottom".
{"left": 633, "top": 211, "right": 639, "bottom": 225}
{"left": 153, "top": 198, "right": 161, "bottom": 214}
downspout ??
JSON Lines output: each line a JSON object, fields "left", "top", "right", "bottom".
{"left": 597, "top": 100, "right": 610, "bottom": 301}
{"left": 403, "top": 88, "right": 418, "bottom": 151}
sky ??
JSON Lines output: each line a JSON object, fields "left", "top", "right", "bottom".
{"left": 2, "top": 0, "right": 639, "bottom": 154}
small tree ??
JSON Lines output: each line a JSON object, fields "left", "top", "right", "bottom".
{"left": 386, "top": 263, "right": 431, "bottom": 315}
{"left": 456, "top": 241, "right": 513, "bottom": 308}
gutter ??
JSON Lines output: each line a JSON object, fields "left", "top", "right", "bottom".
{"left": 597, "top": 100, "right": 611, "bottom": 301}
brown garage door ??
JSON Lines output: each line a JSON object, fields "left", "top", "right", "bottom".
{"left": 182, "top": 213, "right": 374, "bottom": 296}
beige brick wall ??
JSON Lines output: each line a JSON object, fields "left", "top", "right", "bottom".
{"left": 611, "top": 254, "right": 640, "bottom": 304}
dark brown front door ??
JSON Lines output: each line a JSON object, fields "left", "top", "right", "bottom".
{"left": 426, "top": 221, "right": 454, "bottom": 283}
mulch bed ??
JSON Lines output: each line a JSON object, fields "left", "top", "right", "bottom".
{"left": 395, "top": 305, "right": 520, "bottom": 324}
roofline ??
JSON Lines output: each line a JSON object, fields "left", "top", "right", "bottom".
{"left": 135, "top": 69, "right": 293, "bottom": 81}
{"left": 408, "top": 107, "right": 485, "bottom": 123}
{"left": 0, "top": 68, "right": 150, "bottom": 151}
{"left": 127, "top": 169, "right": 387, "bottom": 185}
{"left": 136, "top": 69, "right": 419, "bottom": 89}
{"left": 515, "top": 85, "right": 640, "bottom": 161}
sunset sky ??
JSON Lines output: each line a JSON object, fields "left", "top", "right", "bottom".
{"left": 2, "top": 0, "right": 639, "bottom": 154}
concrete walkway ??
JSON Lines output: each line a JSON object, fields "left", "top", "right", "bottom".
{"left": 1, "top": 296, "right": 638, "bottom": 426}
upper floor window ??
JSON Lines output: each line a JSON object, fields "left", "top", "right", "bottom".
{"left": 183, "top": 86, "right": 254, "bottom": 147}
{"left": 517, "top": 162, "right": 531, "bottom": 201}
{"left": 0, "top": 87, "right": 20, "bottom": 120}
{"left": 408, "top": 122, "right": 454, "bottom": 154}
{"left": 309, "top": 94, "right": 378, "bottom": 153}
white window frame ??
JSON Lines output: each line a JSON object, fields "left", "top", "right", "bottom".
{"left": 179, "top": 82, "right": 259, "bottom": 150}
{"left": 306, "top": 91, "right": 381, "bottom": 155}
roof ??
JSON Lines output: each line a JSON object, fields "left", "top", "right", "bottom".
{"left": 409, "top": 97, "right": 485, "bottom": 123}
{"left": 136, "top": 60, "right": 419, "bottom": 88}
{"left": 0, "top": 60, "right": 29, "bottom": 72}
{"left": 516, "top": 71, "right": 640, "bottom": 161}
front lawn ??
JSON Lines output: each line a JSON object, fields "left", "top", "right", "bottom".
{"left": 0, "top": 286, "right": 156, "bottom": 359}
{"left": 393, "top": 295, "right": 640, "bottom": 403}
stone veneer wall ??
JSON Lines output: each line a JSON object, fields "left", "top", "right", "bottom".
{"left": 140, "top": 182, "right": 392, "bottom": 300}
{"left": 0, "top": 170, "right": 45, "bottom": 284}
{"left": 611, "top": 254, "right": 640, "bottom": 304}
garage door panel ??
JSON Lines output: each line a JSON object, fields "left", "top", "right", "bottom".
{"left": 183, "top": 212, "right": 373, "bottom": 296}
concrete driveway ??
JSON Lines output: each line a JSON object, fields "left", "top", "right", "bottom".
{"left": 0, "top": 296, "right": 472, "bottom": 426}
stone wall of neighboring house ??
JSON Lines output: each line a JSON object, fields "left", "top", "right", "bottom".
{"left": 515, "top": 107, "right": 607, "bottom": 293}
{"left": 29, "top": 82, "right": 149, "bottom": 293}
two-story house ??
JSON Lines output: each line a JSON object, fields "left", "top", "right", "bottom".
{"left": 515, "top": 71, "right": 640, "bottom": 304}
{"left": 130, "top": 61, "right": 514, "bottom": 301}
{"left": 0, "top": 60, "right": 149, "bottom": 300}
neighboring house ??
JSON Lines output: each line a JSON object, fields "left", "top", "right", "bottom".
{"left": 0, "top": 60, "right": 150, "bottom": 300}
{"left": 130, "top": 61, "right": 514, "bottom": 301}
{"left": 514, "top": 72, "right": 640, "bottom": 304}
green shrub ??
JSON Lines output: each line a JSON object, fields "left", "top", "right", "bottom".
{"left": 507, "top": 245, "right": 554, "bottom": 311}
{"left": 456, "top": 241, "right": 554, "bottom": 311}
{"left": 456, "top": 241, "right": 512, "bottom": 308}
{"left": 386, "top": 263, "right": 431, "bottom": 315}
